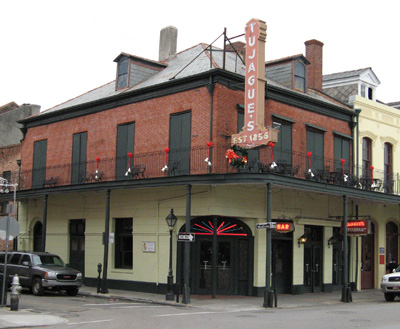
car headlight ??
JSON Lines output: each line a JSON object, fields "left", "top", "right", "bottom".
{"left": 77, "top": 272, "right": 82, "bottom": 279}
{"left": 382, "top": 276, "right": 389, "bottom": 283}
{"left": 45, "top": 271, "right": 57, "bottom": 280}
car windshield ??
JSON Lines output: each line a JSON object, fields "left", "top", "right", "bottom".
{"left": 395, "top": 265, "right": 400, "bottom": 273}
{"left": 32, "top": 255, "right": 65, "bottom": 266}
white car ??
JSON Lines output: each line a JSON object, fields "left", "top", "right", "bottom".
{"left": 381, "top": 266, "right": 400, "bottom": 301}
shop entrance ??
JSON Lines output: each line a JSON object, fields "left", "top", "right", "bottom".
{"left": 178, "top": 216, "right": 253, "bottom": 296}
{"left": 361, "top": 222, "right": 375, "bottom": 289}
{"left": 303, "top": 226, "right": 323, "bottom": 293}
{"left": 272, "top": 232, "right": 293, "bottom": 294}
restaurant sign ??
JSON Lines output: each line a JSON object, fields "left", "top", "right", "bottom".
{"left": 345, "top": 220, "right": 370, "bottom": 235}
{"left": 231, "top": 18, "right": 278, "bottom": 148}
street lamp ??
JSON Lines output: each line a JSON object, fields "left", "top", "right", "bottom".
{"left": 165, "top": 208, "right": 177, "bottom": 301}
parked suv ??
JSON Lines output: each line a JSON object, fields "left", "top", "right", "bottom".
{"left": 381, "top": 265, "right": 400, "bottom": 301}
{"left": 0, "top": 251, "right": 83, "bottom": 296}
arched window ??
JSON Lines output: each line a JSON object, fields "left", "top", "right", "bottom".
{"left": 362, "top": 138, "right": 372, "bottom": 177}
{"left": 182, "top": 216, "right": 252, "bottom": 237}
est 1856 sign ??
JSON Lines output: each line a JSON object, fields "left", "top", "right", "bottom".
{"left": 230, "top": 19, "right": 278, "bottom": 148}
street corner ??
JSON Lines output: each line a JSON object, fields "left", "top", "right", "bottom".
{"left": 0, "top": 311, "right": 67, "bottom": 328}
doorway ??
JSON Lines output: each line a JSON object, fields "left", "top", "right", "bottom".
{"left": 178, "top": 216, "right": 253, "bottom": 296}
{"left": 69, "top": 219, "right": 85, "bottom": 276}
{"left": 272, "top": 232, "right": 293, "bottom": 294}
{"left": 303, "top": 226, "right": 323, "bottom": 293}
{"left": 361, "top": 222, "right": 375, "bottom": 289}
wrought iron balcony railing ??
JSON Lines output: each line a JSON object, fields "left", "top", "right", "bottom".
{"left": 10, "top": 145, "right": 400, "bottom": 195}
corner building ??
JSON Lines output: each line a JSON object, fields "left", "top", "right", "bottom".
{"left": 8, "top": 23, "right": 400, "bottom": 297}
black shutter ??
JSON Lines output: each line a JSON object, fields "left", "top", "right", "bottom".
{"left": 334, "top": 136, "right": 350, "bottom": 172}
{"left": 237, "top": 111, "right": 259, "bottom": 170}
{"left": 274, "top": 121, "right": 292, "bottom": 164}
{"left": 116, "top": 122, "right": 135, "bottom": 180}
{"left": 71, "top": 132, "right": 87, "bottom": 184}
{"left": 32, "top": 140, "right": 47, "bottom": 188}
{"left": 169, "top": 112, "right": 191, "bottom": 175}
{"left": 306, "top": 129, "right": 324, "bottom": 171}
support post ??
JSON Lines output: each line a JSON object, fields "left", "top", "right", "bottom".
{"left": 182, "top": 185, "right": 191, "bottom": 304}
{"left": 211, "top": 216, "right": 218, "bottom": 299}
{"left": 101, "top": 189, "right": 110, "bottom": 294}
{"left": 342, "top": 194, "right": 352, "bottom": 302}
{"left": 263, "top": 183, "right": 274, "bottom": 307}
{"left": 41, "top": 194, "right": 48, "bottom": 252}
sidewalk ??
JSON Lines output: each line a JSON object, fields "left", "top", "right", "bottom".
{"left": 0, "top": 286, "right": 385, "bottom": 328}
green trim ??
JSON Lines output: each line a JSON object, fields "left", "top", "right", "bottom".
{"left": 272, "top": 113, "right": 296, "bottom": 124}
{"left": 333, "top": 131, "right": 353, "bottom": 140}
{"left": 305, "top": 123, "right": 327, "bottom": 132}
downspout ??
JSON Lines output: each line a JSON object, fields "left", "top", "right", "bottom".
{"left": 41, "top": 194, "right": 48, "bottom": 252}
{"left": 354, "top": 109, "right": 362, "bottom": 180}
{"left": 207, "top": 76, "right": 215, "bottom": 173}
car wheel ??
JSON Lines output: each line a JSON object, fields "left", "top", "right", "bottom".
{"left": 384, "top": 293, "right": 395, "bottom": 302}
{"left": 66, "top": 287, "right": 79, "bottom": 296}
{"left": 32, "top": 278, "right": 44, "bottom": 296}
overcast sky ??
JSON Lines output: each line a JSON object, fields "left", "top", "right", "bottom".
{"left": 1, "top": 0, "right": 398, "bottom": 111}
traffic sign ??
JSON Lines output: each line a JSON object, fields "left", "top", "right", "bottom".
{"left": 256, "top": 222, "right": 277, "bottom": 230}
{"left": 177, "top": 233, "right": 195, "bottom": 242}
{"left": 0, "top": 216, "right": 20, "bottom": 241}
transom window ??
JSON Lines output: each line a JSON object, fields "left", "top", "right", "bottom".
{"left": 189, "top": 217, "right": 250, "bottom": 237}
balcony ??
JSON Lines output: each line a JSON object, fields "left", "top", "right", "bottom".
{"left": 10, "top": 145, "right": 400, "bottom": 196}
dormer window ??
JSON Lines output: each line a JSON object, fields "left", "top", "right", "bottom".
{"left": 114, "top": 53, "right": 167, "bottom": 92}
{"left": 116, "top": 56, "right": 129, "bottom": 90}
{"left": 294, "top": 61, "right": 306, "bottom": 92}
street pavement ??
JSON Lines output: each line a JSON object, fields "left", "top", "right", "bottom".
{"left": 0, "top": 286, "right": 385, "bottom": 328}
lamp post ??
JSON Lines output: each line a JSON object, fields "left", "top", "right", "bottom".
{"left": 165, "top": 209, "right": 177, "bottom": 301}
{"left": 0, "top": 177, "right": 18, "bottom": 308}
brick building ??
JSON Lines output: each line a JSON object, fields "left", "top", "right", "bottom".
{"left": 4, "top": 21, "right": 400, "bottom": 299}
{"left": 0, "top": 102, "right": 40, "bottom": 250}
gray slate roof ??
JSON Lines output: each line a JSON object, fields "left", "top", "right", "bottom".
{"left": 323, "top": 68, "right": 372, "bottom": 82}
{"left": 37, "top": 43, "right": 348, "bottom": 117}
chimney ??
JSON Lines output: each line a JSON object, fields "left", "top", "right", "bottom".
{"left": 159, "top": 26, "right": 178, "bottom": 62}
{"left": 305, "top": 39, "right": 324, "bottom": 90}
{"left": 226, "top": 41, "right": 246, "bottom": 61}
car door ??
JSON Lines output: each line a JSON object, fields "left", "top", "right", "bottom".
{"left": 7, "top": 253, "right": 22, "bottom": 283}
{"left": 18, "top": 254, "right": 33, "bottom": 287}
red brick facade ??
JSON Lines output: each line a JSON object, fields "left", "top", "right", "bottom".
{"left": 20, "top": 82, "right": 352, "bottom": 178}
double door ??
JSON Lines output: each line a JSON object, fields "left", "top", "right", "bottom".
{"left": 190, "top": 237, "right": 251, "bottom": 295}
{"left": 304, "top": 245, "right": 322, "bottom": 292}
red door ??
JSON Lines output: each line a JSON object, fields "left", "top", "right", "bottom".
{"left": 361, "top": 233, "right": 374, "bottom": 289}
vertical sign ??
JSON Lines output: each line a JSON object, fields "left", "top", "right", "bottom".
{"left": 231, "top": 19, "right": 278, "bottom": 148}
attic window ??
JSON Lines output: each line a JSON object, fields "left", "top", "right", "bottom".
{"left": 294, "top": 62, "right": 305, "bottom": 92}
{"left": 116, "top": 56, "right": 129, "bottom": 90}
